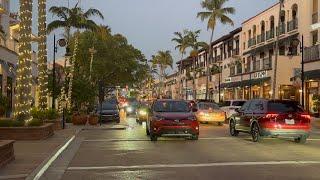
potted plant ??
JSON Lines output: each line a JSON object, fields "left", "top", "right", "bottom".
{"left": 88, "top": 113, "right": 99, "bottom": 125}
{"left": 72, "top": 112, "right": 87, "bottom": 125}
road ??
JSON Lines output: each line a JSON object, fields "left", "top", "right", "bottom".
{"left": 41, "top": 116, "right": 320, "bottom": 180}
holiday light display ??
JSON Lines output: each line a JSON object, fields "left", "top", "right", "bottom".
{"left": 15, "top": 0, "right": 33, "bottom": 119}
{"left": 37, "top": 0, "right": 48, "bottom": 110}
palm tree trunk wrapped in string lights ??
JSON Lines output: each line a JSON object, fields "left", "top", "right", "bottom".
{"left": 37, "top": 0, "right": 48, "bottom": 110}
{"left": 15, "top": 0, "right": 33, "bottom": 120}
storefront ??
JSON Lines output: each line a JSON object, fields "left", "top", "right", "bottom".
{"left": 303, "top": 70, "right": 320, "bottom": 114}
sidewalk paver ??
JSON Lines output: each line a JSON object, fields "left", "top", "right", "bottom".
{"left": 0, "top": 124, "right": 81, "bottom": 180}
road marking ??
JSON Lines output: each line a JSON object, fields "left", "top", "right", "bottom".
{"left": 68, "top": 161, "right": 320, "bottom": 171}
{"left": 33, "top": 135, "right": 76, "bottom": 180}
{"left": 0, "top": 174, "right": 28, "bottom": 179}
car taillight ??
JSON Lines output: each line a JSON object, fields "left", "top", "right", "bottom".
{"left": 300, "top": 114, "right": 311, "bottom": 120}
{"left": 265, "top": 113, "right": 279, "bottom": 119}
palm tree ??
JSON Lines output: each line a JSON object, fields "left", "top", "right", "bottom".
{"left": 186, "top": 30, "right": 208, "bottom": 100}
{"left": 48, "top": 3, "right": 104, "bottom": 110}
{"left": 151, "top": 51, "right": 173, "bottom": 98}
{"left": 172, "top": 30, "right": 190, "bottom": 99}
{"left": 197, "top": 0, "right": 235, "bottom": 100}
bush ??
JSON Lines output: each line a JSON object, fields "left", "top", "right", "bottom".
{"left": 45, "top": 109, "right": 59, "bottom": 120}
{"left": 31, "top": 108, "right": 46, "bottom": 120}
{"left": 27, "top": 118, "right": 44, "bottom": 127}
{"left": 0, "top": 119, "right": 24, "bottom": 127}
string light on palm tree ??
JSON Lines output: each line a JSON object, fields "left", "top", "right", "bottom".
{"left": 38, "top": 0, "right": 48, "bottom": 111}
{"left": 15, "top": 0, "right": 33, "bottom": 120}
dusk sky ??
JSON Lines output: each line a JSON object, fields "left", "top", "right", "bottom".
{"left": 11, "top": 0, "right": 278, "bottom": 71}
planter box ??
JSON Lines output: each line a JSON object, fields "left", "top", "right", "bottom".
{"left": 88, "top": 116, "right": 99, "bottom": 125}
{"left": 0, "top": 140, "right": 15, "bottom": 168}
{"left": 72, "top": 115, "right": 88, "bottom": 125}
{"left": 0, "top": 123, "right": 54, "bottom": 140}
{"left": 44, "top": 119, "right": 62, "bottom": 130}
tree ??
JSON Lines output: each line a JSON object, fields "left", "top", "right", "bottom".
{"left": 172, "top": 31, "right": 190, "bottom": 98}
{"left": 185, "top": 29, "right": 208, "bottom": 99}
{"left": 151, "top": 51, "right": 173, "bottom": 98}
{"left": 48, "top": 3, "right": 104, "bottom": 110}
{"left": 197, "top": 0, "right": 235, "bottom": 100}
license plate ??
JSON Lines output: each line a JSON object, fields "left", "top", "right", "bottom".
{"left": 285, "top": 119, "right": 295, "bottom": 125}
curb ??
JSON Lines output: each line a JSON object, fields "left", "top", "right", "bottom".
{"left": 25, "top": 127, "right": 82, "bottom": 180}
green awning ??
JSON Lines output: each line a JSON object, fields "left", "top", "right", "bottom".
{"left": 221, "top": 77, "right": 271, "bottom": 88}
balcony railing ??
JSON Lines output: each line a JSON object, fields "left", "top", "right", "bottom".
{"left": 248, "top": 37, "right": 257, "bottom": 48}
{"left": 276, "top": 22, "right": 286, "bottom": 36}
{"left": 263, "top": 58, "right": 272, "bottom": 69}
{"left": 312, "top": 12, "right": 318, "bottom": 24}
{"left": 304, "top": 45, "right": 320, "bottom": 62}
{"left": 266, "top": 29, "right": 275, "bottom": 40}
{"left": 287, "top": 19, "right": 298, "bottom": 32}
{"left": 257, "top": 33, "right": 265, "bottom": 44}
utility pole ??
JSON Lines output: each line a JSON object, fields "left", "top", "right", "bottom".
{"left": 272, "top": 0, "right": 284, "bottom": 99}
{"left": 52, "top": 34, "right": 57, "bottom": 109}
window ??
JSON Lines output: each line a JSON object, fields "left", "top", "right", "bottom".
{"left": 232, "top": 101, "right": 246, "bottom": 106}
{"left": 230, "top": 66, "right": 235, "bottom": 76}
{"left": 236, "top": 62, "right": 242, "bottom": 74}
{"left": 312, "top": 31, "right": 318, "bottom": 45}
{"left": 279, "top": 45, "right": 286, "bottom": 55}
{"left": 240, "top": 101, "right": 251, "bottom": 112}
{"left": 153, "top": 101, "right": 190, "bottom": 112}
{"left": 198, "top": 102, "right": 220, "bottom": 110}
{"left": 267, "top": 101, "right": 303, "bottom": 113}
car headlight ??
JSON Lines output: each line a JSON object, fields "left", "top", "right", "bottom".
{"left": 199, "top": 112, "right": 209, "bottom": 116}
{"left": 187, "top": 116, "right": 197, "bottom": 121}
{"left": 139, "top": 110, "right": 147, "bottom": 116}
{"left": 126, "top": 107, "right": 133, "bottom": 112}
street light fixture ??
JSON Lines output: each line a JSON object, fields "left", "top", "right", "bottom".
{"left": 289, "top": 35, "right": 305, "bottom": 108}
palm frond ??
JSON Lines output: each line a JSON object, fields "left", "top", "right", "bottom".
{"left": 84, "top": 8, "right": 104, "bottom": 20}
{"left": 47, "top": 20, "right": 68, "bottom": 33}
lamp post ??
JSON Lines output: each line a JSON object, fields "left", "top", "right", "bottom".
{"left": 290, "top": 35, "right": 305, "bottom": 108}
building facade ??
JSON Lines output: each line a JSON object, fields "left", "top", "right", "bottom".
{"left": 164, "top": 0, "right": 320, "bottom": 114}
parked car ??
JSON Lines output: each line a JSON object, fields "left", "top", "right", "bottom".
{"left": 220, "top": 100, "right": 246, "bottom": 119}
{"left": 146, "top": 99, "right": 199, "bottom": 141}
{"left": 97, "top": 101, "right": 120, "bottom": 123}
{"left": 195, "top": 102, "right": 226, "bottom": 125}
{"left": 136, "top": 102, "right": 150, "bottom": 124}
{"left": 229, "top": 99, "right": 311, "bottom": 143}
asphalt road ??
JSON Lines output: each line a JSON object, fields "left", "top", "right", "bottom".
{"left": 42, "top": 116, "right": 320, "bottom": 180}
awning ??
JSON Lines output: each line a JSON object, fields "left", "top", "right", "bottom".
{"left": 290, "top": 69, "right": 320, "bottom": 81}
{"left": 221, "top": 77, "right": 271, "bottom": 88}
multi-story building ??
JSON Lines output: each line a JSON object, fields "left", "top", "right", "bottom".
{"left": 164, "top": 72, "right": 178, "bottom": 99}
{"left": 165, "top": 0, "right": 320, "bottom": 115}
{"left": 0, "top": 1, "right": 19, "bottom": 116}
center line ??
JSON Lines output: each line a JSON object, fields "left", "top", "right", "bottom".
{"left": 67, "top": 160, "right": 320, "bottom": 171}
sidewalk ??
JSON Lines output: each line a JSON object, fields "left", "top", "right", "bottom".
{"left": 0, "top": 124, "right": 82, "bottom": 180}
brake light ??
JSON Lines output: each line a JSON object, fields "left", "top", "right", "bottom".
{"left": 301, "top": 114, "right": 311, "bottom": 120}
{"left": 265, "top": 113, "right": 279, "bottom": 119}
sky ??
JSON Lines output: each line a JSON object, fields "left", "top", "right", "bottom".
{"left": 11, "top": 0, "right": 278, "bottom": 72}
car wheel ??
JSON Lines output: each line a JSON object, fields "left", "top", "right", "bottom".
{"left": 294, "top": 136, "right": 307, "bottom": 144}
{"left": 146, "top": 126, "right": 150, "bottom": 136}
{"left": 150, "top": 134, "right": 157, "bottom": 141}
{"left": 251, "top": 123, "right": 261, "bottom": 142}
{"left": 229, "top": 120, "right": 239, "bottom": 137}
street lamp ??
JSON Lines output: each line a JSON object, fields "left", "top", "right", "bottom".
{"left": 289, "top": 35, "right": 305, "bottom": 108}
{"left": 52, "top": 35, "right": 67, "bottom": 109}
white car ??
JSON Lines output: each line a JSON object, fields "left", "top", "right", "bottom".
{"left": 220, "top": 100, "right": 247, "bottom": 119}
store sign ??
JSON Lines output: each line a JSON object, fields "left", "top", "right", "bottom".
{"left": 253, "top": 71, "right": 267, "bottom": 79}
{"left": 225, "top": 77, "right": 232, "bottom": 83}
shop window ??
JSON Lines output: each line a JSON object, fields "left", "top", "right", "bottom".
{"left": 263, "top": 85, "right": 271, "bottom": 99}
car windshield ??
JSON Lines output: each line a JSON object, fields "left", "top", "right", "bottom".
{"left": 102, "top": 103, "right": 117, "bottom": 110}
{"left": 153, "top": 101, "right": 190, "bottom": 112}
{"left": 268, "top": 101, "right": 304, "bottom": 113}
{"left": 198, "top": 103, "right": 220, "bottom": 110}
{"left": 220, "top": 101, "right": 231, "bottom": 106}
{"left": 232, "top": 101, "right": 246, "bottom": 106}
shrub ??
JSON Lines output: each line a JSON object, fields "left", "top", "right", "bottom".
{"left": 27, "top": 118, "right": 44, "bottom": 127}
{"left": 31, "top": 108, "right": 46, "bottom": 120}
{"left": 0, "top": 119, "right": 24, "bottom": 127}
{"left": 45, "top": 109, "right": 59, "bottom": 120}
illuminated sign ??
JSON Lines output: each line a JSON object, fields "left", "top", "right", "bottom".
{"left": 253, "top": 71, "right": 267, "bottom": 79}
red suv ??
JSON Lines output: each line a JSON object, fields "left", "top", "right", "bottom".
{"left": 229, "top": 99, "right": 311, "bottom": 143}
{"left": 146, "top": 100, "right": 199, "bottom": 141}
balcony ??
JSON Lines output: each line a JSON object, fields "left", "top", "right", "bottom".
{"left": 312, "top": 12, "right": 318, "bottom": 24}
{"left": 248, "top": 37, "right": 257, "bottom": 48}
{"left": 304, "top": 45, "right": 320, "bottom": 62}
{"left": 257, "top": 33, "right": 265, "bottom": 44}
{"left": 287, "top": 19, "right": 298, "bottom": 32}
{"left": 266, "top": 29, "right": 275, "bottom": 40}
{"left": 276, "top": 22, "right": 286, "bottom": 36}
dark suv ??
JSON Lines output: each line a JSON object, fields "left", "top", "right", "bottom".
{"left": 229, "top": 99, "right": 311, "bottom": 143}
